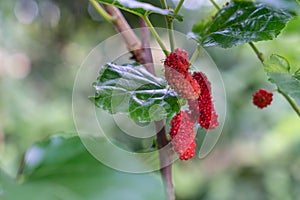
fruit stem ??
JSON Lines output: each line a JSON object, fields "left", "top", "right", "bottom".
{"left": 190, "top": 48, "right": 199, "bottom": 65}
{"left": 143, "top": 15, "right": 170, "bottom": 56}
{"left": 160, "top": 0, "right": 175, "bottom": 51}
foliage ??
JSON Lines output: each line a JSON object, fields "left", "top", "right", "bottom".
{"left": 1, "top": 0, "right": 300, "bottom": 199}
{"left": 264, "top": 54, "right": 300, "bottom": 107}
{"left": 191, "top": 1, "right": 293, "bottom": 48}
{"left": 91, "top": 63, "right": 180, "bottom": 122}
{"left": 1, "top": 136, "right": 165, "bottom": 200}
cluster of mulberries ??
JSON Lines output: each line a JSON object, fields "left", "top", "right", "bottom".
{"left": 164, "top": 48, "right": 219, "bottom": 160}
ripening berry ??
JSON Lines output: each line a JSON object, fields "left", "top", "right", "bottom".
{"left": 179, "top": 141, "right": 196, "bottom": 160}
{"left": 174, "top": 48, "right": 189, "bottom": 61}
{"left": 164, "top": 51, "right": 201, "bottom": 100}
{"left": 169, "top": 111, "right": 196, "bottom": 160}
{"left": 164, "top": 51, "right": 189, "bottom": 73}
{"left": 252, "top": 88, "right": 273, "bottom": 109}
{"left": 188, "top": 72, "right": 219, "bottom": 130}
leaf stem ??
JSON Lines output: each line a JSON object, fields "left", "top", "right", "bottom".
{"left": 209, "top": 0, "right": 221, "bottom": 10}
{"left": 143, "top": 15, "right": 170, "bottom": 56}
{"left": 174, "top": 0, "right": 185, "bottom": 14}
{"left": 160, "top": 0, "right": 168, "bottom": 9}
{"left": 249, "top": 42, "right": 264, "bottom": 63}
{"left": 278, "top": 88, "right": 300, "bottom": 117}
{"left": 90, "top": 0, "right": 116, "bottom": 23}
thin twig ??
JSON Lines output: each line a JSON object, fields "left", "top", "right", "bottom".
{"left": 102, "top": 5, "right": 146, "bottom": 64}
{"left": 174, "top": 0, "right": 185, "bottom": 14}
{"left": 248, "top": 42, "right": 264, "bottom": 63}
{"left": 278, "top": 89, "right": 300, "bottom": 117}
{"left": 209, "top": 0, "right": 221, "bottom": 10}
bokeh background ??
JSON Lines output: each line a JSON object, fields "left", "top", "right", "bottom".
{"left": 0, "top": 0, "right": 300, "bottom": 199}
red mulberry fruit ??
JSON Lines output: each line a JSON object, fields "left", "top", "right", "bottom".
{"left": 252, "top": 88, "right": 273, "bottom": 109}
{"left": 179, "top": 141, "right": 196, "bottom": 160}
{"left": 164, "top": 51, "right": 200, "bottom": 100}
{"left": 164, "top": 51, "right": 189, "bottom": 73}
{"left": 188, "top": 72, "right": 219, "bottom": 130}
{"left": 174, "top": 48, "right": 189, "bottom": 61}
{"left": 170, "top": 111, "right": 196, "bottom": 160}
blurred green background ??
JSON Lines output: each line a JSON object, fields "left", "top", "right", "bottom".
{"left": 0, "top": 0, "right": 300, "bottom": 199}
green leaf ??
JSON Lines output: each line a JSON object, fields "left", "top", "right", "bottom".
{"left": 191, "top": 1, "right": 293, "bottom": 48}
{"left": 91, "top": 63, "right": 180, "bottom": 122}
{"left": 264, "top": 54, "right": 290, "bottom": 73}
{"left": 96, "top": 0, "right": 183, "bottom": 21}
{"left": 3, "top": 136, "right": 165, "bottom": 200}
{"left": 268, "top": 72, "right": 300, "bottom": 106}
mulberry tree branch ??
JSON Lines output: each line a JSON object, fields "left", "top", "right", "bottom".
{"left": 139, "top": 19, "right": 175, "bottom": 200}
{"left": 96, "top": 4, "right": 175, "bottom": 199}
{"left": 102, "top": 5, "right": 146, "bottom": 64}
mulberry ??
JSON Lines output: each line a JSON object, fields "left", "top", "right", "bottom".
{"left": 179, "top": 141, "right": 196, "bottom": 160}
{"left": 189, "top": 72, "right": 219, "bottom": 129}
{"left": 252, "top": 88, "right": 273, "bottom": 109}
{"left": 170, "top": 111, "right": 196, "bottom": 160}
{"left": 174, "top": 48, "right": 189, "bottom": 61}
{"left": 164, "top": 51, "right": 189, "bottom": 73}
{"left": 164, "top": 50, "right": 200, "bottom": 100}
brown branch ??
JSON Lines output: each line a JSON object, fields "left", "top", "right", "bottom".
{"left": 140, "top": 18, "right": 175, "bottom": 200}
{"left": 103, "top": 5, "right": 146, "bottom": 64}
{"left": 102, "top": 5, "right": 175, "bottom": 200}
{"left": 139, "top": 18, "right": 155, "bottom": 75}
{"left": 155, "top": 120, "right": 175, "bottom": 200}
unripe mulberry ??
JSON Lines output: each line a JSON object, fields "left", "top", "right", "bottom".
{"left": 252, "top": 88, "right": 273, "bottom": 109}
{"left": 170, "top": 111, "right": 196, "bottom": 160}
